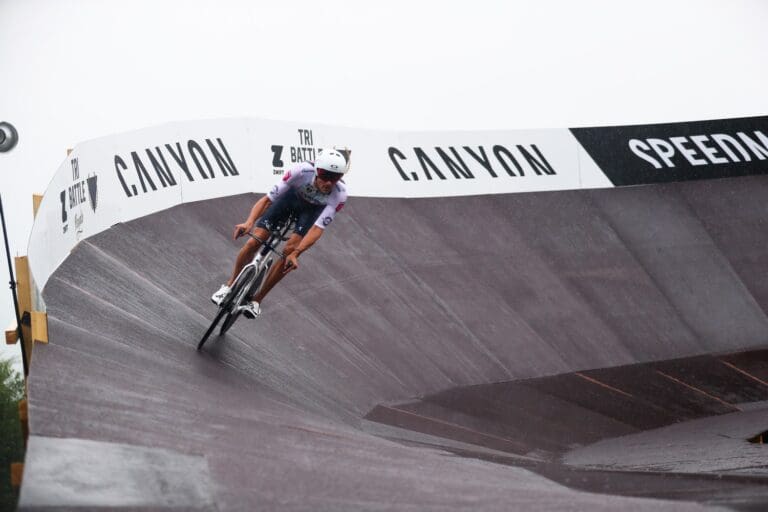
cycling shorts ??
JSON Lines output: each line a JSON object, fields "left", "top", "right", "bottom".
{"left": 255, "top": 187, "right": 325, "bottom": 237}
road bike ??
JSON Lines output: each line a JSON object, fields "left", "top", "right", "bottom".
{"left": 197, "top": 217, "right": 294, "bottom": 350}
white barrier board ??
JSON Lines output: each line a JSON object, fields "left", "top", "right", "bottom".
{"left": 28, "top": 115, "right": 768, "bottom": 291}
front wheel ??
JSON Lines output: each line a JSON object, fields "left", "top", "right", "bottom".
{"left": 219, "top": 265, "right": 269, "bottom": 335}
{"left": 197, "top": 307, "right": 228, "bottom": 350}
{"left": 218, "top": 308, "right": 241, "bottom": 336}
{"left": 198, "top": 266, "right": 254, "bottom": 349}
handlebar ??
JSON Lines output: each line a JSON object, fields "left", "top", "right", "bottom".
{"left": 244, "top": 230, "right": 286, "bottom": 260}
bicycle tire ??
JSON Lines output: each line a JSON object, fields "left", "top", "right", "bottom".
{"left": 198, "top": 266, "right": 254, "bottom": 349}
{"left": 218, "top": 265, "right": 257, "bottom": 335}
{"left": 197, "top": 306, "right": 228, "bottom": 350}
{"left": 220, "top": 264, "right": 269, "bottom": 335}
{"left": 218, "top": 309, "right": 239, "bottom": 336}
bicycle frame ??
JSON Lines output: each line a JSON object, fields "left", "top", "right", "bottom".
{"left": 233, "top": 219, "right": 294, "bottom": 290}
{"left": 197, "top": 217, "right": 296, "bottom": 350}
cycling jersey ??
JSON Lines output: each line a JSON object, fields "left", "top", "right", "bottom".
{"left": 266, "top": 161, "right": 348, "bottom": 230}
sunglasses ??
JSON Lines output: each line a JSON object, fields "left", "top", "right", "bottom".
{"left": 316, "top": 169, "right": 343, "bottom": 183}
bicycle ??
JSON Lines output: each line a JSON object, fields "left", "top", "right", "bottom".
{"left": 197, "top": 216, "right": 295, "bottom": 350}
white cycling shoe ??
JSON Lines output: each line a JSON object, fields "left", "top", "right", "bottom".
{"left": 239, "top": 301, "right": 261, "bottom": 319}
{"left": 211, "top": 284, "right": 231, "bottom": 306}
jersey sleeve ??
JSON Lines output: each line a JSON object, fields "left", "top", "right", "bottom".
{"left": 313, "top": 182, "right": 348, "bottom": 230}
{"left": 267, "top": 164, "right": 303, "bottom": 202}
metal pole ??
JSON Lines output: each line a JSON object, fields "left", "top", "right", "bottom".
{"left": 0, "top": 194, "right": 29, "bottom": 376}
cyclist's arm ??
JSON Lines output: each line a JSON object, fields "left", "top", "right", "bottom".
{"left": 284, "top": 225, "right": 323, "bottom": 271}
{"left": 246, "top": 195, "right": 272, "bottom": 225}
{"left": 234, "top": 195, "right": 272, "bottom": 239}
{"left": 294, "top": 226, "right": 323, "bottom": 257}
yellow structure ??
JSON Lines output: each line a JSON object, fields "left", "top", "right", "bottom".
{"left": 11, "top": 463, "right": 23, "bottom": 487}
{"left": 14, "top": 256, "right": 33, "bottom": 368}
{"left": 4, "top": 320, "right": 16, "bottom": 345}
{"left": 31, "top": 312, "right": 48, "bottom": 344}
{"left": 32, "top": 194, "right": 43, "bottom": 218}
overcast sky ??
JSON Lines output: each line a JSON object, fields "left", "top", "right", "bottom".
{"left": 1, "top": 0, "right": 767, "bottom": 368}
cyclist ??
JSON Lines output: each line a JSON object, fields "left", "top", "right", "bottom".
{"left": 211, "top": 147, "right": 350, "bottom": 318}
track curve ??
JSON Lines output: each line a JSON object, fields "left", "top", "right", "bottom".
{"left": 20, "top": 175, "right": 768, "bottom": 510}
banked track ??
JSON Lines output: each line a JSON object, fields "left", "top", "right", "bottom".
{"left": 20, "top": 175, "right": 768, "bottom": 511}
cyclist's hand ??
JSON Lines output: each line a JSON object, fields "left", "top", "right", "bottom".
{"left": 283, "top": 253, "right": 299, "bottom": 273}
{"left": 233, "top": 222, "right": 252, "bottom": 240}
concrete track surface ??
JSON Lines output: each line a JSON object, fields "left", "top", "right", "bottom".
{"left": 20, "top": 175, "right": 768, "bottom": 511}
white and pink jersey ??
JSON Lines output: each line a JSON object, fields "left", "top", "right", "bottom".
{"left": 267, "top": 161, "right": 348, "bottom": 229}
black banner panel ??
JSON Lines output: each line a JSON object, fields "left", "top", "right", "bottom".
{"left": 570, "top": 116, "right": 768, "bottom": 186}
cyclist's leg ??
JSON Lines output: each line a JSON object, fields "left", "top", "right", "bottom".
{"left": 227, "top": 190, "right": 298, "bottom": 286}
{"left": 252, "top": 233, "right": 302, "bottom": 303}
{"left": 227, "top": 227, "right": 269, "bottom": 286}
{"left": 252, "top": 202, "right": 323, "bottom": 304}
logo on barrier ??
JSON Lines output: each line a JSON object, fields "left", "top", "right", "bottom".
{"left": 74, "top": 211, "right": 84, "bottom": 239}
{"left": 60, "top": 157, "right": 96, "bottom": 234}
{"left": 270, "top": 129, "right": 317, "bottom": 177}
{"left": 570, "top": 116, "right": 768, "bottom": 186}
{"left": 271, "top": 145, "right": 284, "bottom": 168}
{"left": 87, "top": 175, "right": 98, "bottom": 212}
{"left": 114, "top": 137, "right": 240, "bottom": 198}
{"left": 59, "top": 190, "right": 67, "bottom": 230}
{"left": 387, "top": 145, "right": 558, "bottom": 182}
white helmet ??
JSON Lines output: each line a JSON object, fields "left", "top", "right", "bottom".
{"left": 315, "top": 148, "right": 350, "bottom": 175}
{"left": 332, "top": 146, "right": 352, "bottom": 173}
